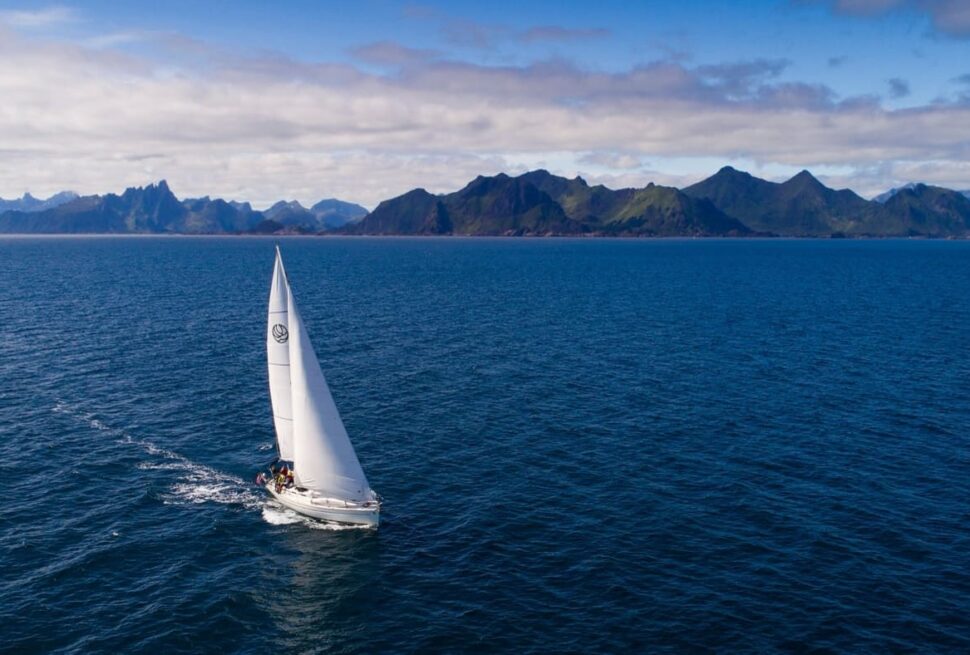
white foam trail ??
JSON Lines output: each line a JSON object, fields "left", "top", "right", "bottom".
{"left": 144, "top": 455, "right": 263, "bottom": 510}
{"left": 135, "top": 461, "right": 185, "bottom": 471}
{"left": 54, "top": 401, "right": 117, "bottom": 435}
{"left": 89, "top": 418, "right": 110, "bottom": 432}
{"left": 54, "top": 400, "right": 263, "bottom": 510}
{"left": 166, "top": 481, "right": 263, "bottom": 509}
{"left": 53, "top": 400, "right": 372, "bottom": 529}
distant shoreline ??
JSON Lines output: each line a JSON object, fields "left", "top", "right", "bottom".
{"left": 1, "top": 233, "right": 968, "bottom": 241}
{"left": 6, "top": 170, "right": 969, "bottom": 238}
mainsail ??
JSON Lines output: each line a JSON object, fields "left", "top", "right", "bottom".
{"left": 268, "top": 248, "right": 372, "bottom": 502}
{"left": 267, "top": 248, "right": 294, "bottom": 460}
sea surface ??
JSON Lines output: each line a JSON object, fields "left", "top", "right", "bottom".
{"left": 1, "top": 237, "right": 969, "bottom": 653}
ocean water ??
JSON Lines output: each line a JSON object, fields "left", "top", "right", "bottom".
{"left": 1, "top": 236, "right": 969, "bottom": 653}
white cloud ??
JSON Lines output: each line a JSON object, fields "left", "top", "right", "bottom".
{"left": 83, "top": 30, "right": 152, "bottom": 49}
{"left": 809, "top": 0, "right": 970, "bottom": 38}
{"left": 518, "top": 26, "right": 611, "bottom": 43}
{"left": 817, "top": 159, "right": 970, "bottom": 197}
{"left": 922, "top": 0, "right": 970, "bottom": 37}
{"left": 0, "top": 5, "right": 76, "bottom": 28}
{"left": 0, "top": 28, "right": 969, "bottom": 206}
{"left": 350, "top": 41, "right": 440, "bottom": 66}
{"left": 578, "top": 152, "right": 644, "bottom": 170}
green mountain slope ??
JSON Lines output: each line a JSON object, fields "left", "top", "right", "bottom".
{"left": 684, "top": 167, "right": 970, "bottom": 236}
{"left": 350, "top": 170, "right": 750, "bottom": 236}
{"left": 683, "top": 167, "right": 887, "bottom": 236}
{"left": 882, "top": 184, "right": 970, "bottom": 236}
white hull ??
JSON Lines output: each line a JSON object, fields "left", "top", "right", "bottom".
{"left": 265, "top": 483, "right": 380, "bottom": 527}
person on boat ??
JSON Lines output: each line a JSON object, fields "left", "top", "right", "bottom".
{"left": 276, "top": 464, "right": 294, "bottom": 487}
{"left": 255, "top": 472, "right": 266, "bottom": 486}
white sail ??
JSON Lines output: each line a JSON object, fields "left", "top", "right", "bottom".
{"left": 267, "top": 248, "right": 294, "bottom": 461}
{"left": 286, "top": 274, "right": 372, "bottom": 502}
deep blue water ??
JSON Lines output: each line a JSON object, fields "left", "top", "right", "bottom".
{"left": 1, "top": 237, "right": 969, "bottom": 653}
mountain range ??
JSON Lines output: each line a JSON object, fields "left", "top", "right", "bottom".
{"left": 2, "top": 170, "right": 968, "bottom": 237}
{"left": 349, "top": 168, "right": 970, "bottom": 238}
{"left": 349, "top": 170, "right": 749, "bottom": 236}
{"left": 0, "top": 191, "right": 79, "bottom": 213}
{"left": 0, "top": 182, "right": 366, "bottom": 234}
{"left": 874, "top": 184, "right": 970, "bottom": 203}
{"left": 263, "top": 198, "right": 367, "bottom": 231}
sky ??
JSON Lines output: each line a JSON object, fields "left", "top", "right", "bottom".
{"left": 1, "top": 0, "right": 969, "bottom": 208}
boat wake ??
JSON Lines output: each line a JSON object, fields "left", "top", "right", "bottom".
{"left": 52, "top": 400, "right": 372, "bottom": 530}
{"left": 53, "top": 401, "right": 262, "bottom": 512}
{"left": 135, "top": 461, "right": 263, "bottom": 509}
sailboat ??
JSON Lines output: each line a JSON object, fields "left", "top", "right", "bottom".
{"left": 262, "top": 246, "right": 380, "bottom": 526}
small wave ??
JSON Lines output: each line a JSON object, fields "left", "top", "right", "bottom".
{"left": 53, "top": 400, "right": 121, "bottom": 435}
{"left": 135, "top": 461, "right": 185, "bottom": 471}
{"left": 51, "top": 400, "right": 72, "bottom": 415}
{"left": 118, "top": 434, "right": 182, "bottom": 460}
{"left": 89, "top": 418, "right": 111, "bottom": 432}
{"left": 257, "top": 442, "right": 275, "bottom": 451}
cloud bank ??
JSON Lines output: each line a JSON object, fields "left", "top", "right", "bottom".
{"left": 809, "top": 0, "right": 970, "bottom": 38}
{"left": 0, "top": 17, "right": 968, "bottom": 205}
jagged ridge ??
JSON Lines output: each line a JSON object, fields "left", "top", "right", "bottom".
{"left": 683, "top": 167, "right": 970, "bottom": 236}
{"left": 0, "top": 182, "right": 365, "bottom": 234}
{"left": 3, "top": 170, "right": 969, "bottom": 237}
{"left": 349, "top": 170, "right": 750, "bottom": 236}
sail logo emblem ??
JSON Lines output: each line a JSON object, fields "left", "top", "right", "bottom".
{"left": 272, "top": 324, "right": 289, "bottom": 343}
